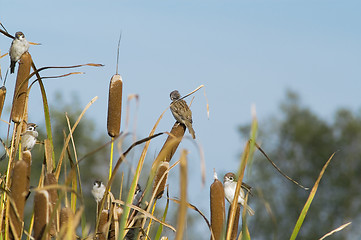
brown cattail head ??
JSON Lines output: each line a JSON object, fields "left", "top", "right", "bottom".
{"left": 107, "top": 74, "right": 123, "bottom": 137}
{"left": 153, "top": 122, "right": 186, "bottom": 165}
{"left": 34, "top": 190, "right": 50, "bottom": 240}
{"left": 210, "top": 171, "right": 225, "bottom": 240}
{"left": 44, "top": 173, "right": 59, "bottom": 237}
{"left": 11, "top": 52, "right": 31, "bottom": 123}
{"left": 0, "top": 86, "right": 6, "bottom": 118}
{"left": 98, "top": 210, "right": 110, "bottom": 240}
{"left": 9, "top": 160, "right": 29, "bottom": 239}
{"left": 22, "top": 150, "right": 32, "bottom": 197}
{"left": 153, "top": 161, "right": 169, "bottom": 199}
{"left": 59, "top": 207, "right": 76, "bottom": 240}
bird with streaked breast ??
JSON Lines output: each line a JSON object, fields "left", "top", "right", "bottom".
{"left": 169, "top": 90, "right": 196, "bottom": 139}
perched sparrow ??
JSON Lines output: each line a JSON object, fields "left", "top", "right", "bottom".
{"left": 169, "top": 90, "right": 196, "bottom": 139}
{"left": 0, "top": 122, "right": 38, "bottom": 160}
{"left": 9, "top": 31, "right": 30, "bottom": 74}
{"left": 92, "top": 180, "right": 105, "bottom": 203}
{"left": 223, "top": 172, "right": 255, "bottom": 216}
{"left": 21, "top": 123, "right": 38, "bottom": 151}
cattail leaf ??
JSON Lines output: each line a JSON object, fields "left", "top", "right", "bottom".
{"left": 290, "top": 153, "right": 336, "bottom": 240}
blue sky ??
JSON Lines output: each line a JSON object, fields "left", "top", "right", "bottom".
{"left": 1, "top": 0, "right": 361, "bottom": 236}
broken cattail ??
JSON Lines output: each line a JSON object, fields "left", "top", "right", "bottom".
{"left": 153, "top": 122, "right": 186, "bottom": 164}
{"left": 34, "top": 190, "right": 50, "bottom": 240}
{"left": 153, "top": 161, "right": 169, "bottom": 199}
{"left": 0, "top": 86, "right": 6, "bottom": 118}
{"left": 107, "top": 74, "right": 123, "bottom": 137}
{"left": 44, "top": 173, "right": 59, "bottom": 237}
{"left": 210, "top": 171, "right": 225, "bottom": 240}
{"left": 9, "top": 160, "right": 29, "bottom": 239}
{"left": 11, "top": 52, "right": 31, "bottom": 123}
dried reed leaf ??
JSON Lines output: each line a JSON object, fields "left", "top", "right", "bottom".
{"left": 44, "top": 139, "right": 53, "bottom": 173}
{"left": 112, "top": 199, "right": 176, "bottom": 232}
{"left": 318, "top": 222, "right": 351, "bottom": 240}
{"left": 210, "top": 171, "right": 225, "bottom": 240}
{"left": 227, "top": 204, "right": 240, "bottom": 240}
{"left": 255, "top": 143, "right": 309, "bottom": 190}
{"left": 175, "top": 150, "right": 188, "bottom": 240}
{"left": 11, "top": 52, "right": 31, "bottom": 123}
{"left": 0, "top": 86, "right": 6, "bottom": 118}
{"left": 226, "top": 141, "right": 250, "bottom": 240}
{"left": 54, "top": 96, "right": 98, "bottom": 180}
{"left": 107, "top": 74, "right": 123, "bottom": 137}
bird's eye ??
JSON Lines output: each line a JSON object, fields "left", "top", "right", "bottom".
{"left": 229, "top": 177, "right": 233, "bottom": 181}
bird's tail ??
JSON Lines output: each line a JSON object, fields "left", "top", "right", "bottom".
{"left": 10, "top": 61, "right": 15, "bottom": 74}
{"left": 185, "top": 123, "right": 196, "bottom": 139}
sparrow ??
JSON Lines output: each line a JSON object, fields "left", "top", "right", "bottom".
{"left": 169, "top": 90, "right": 196, "bottom": 139}
{"left": 223, "top": 172, "right": 255, "bottom": 216}
{"left": 92, "top": 180, "right": 106, "bottom": 203}
{"left": 21, "top": 123, "right": 38, "bottom": 151}
{"left": 0, "top": 122, "right": 38, "bottom": 160}
{"left": 9, "top": 31, "right": 30, "bottom": 74}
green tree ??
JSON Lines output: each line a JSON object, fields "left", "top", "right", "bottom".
{"left": 241, "top": 90, "right": 359, "bottom": 239}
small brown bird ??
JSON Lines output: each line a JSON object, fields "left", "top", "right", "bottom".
{"left": 169, "top": 90, "right": 196, "bottom": 139}
{"left": 223, "top": 172, "right": 255, "bottom": 216}
{"left": 9, "top": 31, "right": 29, "bottom": 74}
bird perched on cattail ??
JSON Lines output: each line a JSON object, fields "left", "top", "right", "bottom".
{"left": 9, "top": 31, "right": 30, "bottom": 74}
{"left": 169, "top": 90, "right": 196, "bottom": 139}
{"left": 92, "top": 180, "right": 106, "bottom": 203}
{"left": 223, "top": 172, "right": 255, "bottom": 216}
{"left": 21, "top": 123, "right": 38, "bottom": 151}
{"left": 0, "top": 122, "right": 38, "bottom": 160}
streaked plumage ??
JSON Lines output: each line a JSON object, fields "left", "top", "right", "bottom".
{"left": 169, "top": 90, "right": 196, "bottom": 139}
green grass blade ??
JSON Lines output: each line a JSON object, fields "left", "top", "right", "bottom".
{"left": 290, "top": 152, "right": 336, "bottom": 240}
